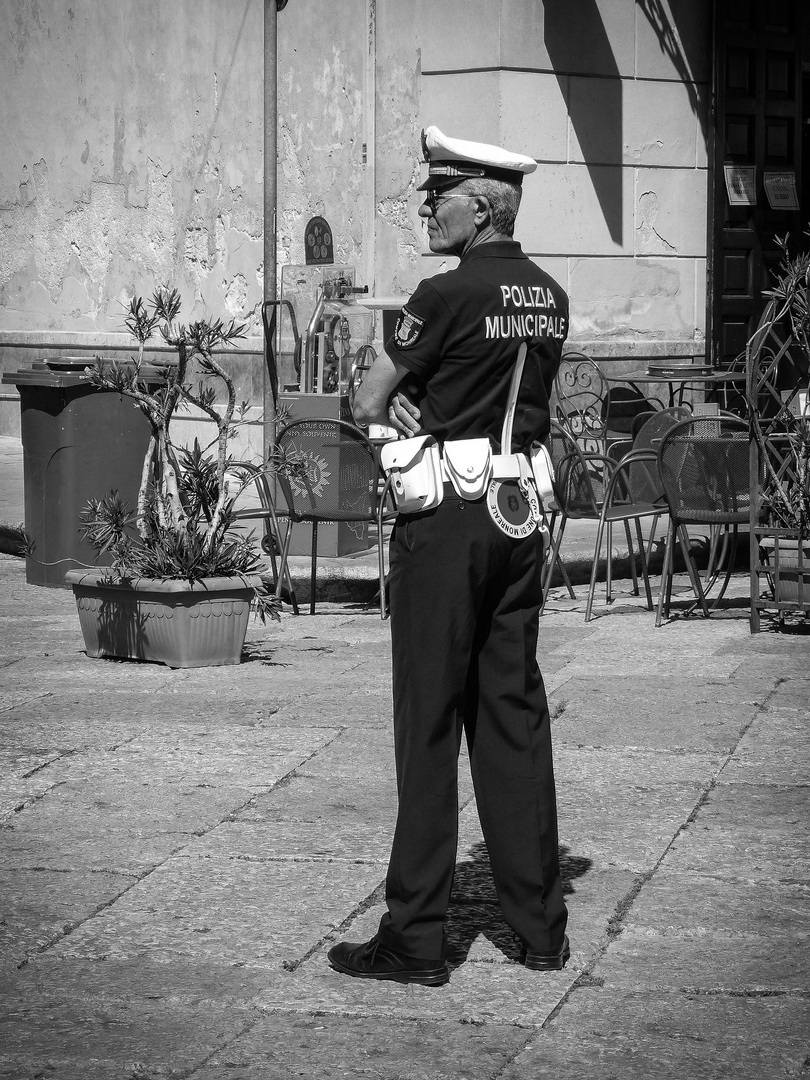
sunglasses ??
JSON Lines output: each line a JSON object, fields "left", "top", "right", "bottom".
{"left": 423, "top": 191, "right": 483, "bottom": 214}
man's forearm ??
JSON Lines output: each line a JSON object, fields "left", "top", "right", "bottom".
{"left": 353, "top": 350, "right": 411, "bottom": 427}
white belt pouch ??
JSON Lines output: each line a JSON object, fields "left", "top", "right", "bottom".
{"left": 442, "top": 439, "right": 492, "bottom": 500}
{"left": 529, "top": 443, "right": 555, "bottom": 504}
{"left": 380, "top": 434, "right": 444, "bottom": 514}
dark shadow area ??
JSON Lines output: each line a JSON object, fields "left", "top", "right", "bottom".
{"left": 95, "top": 596, "right": 151, "bottom": 658}
{"left": 239, "top": 641, "right": 287, "bottom": 665}
{"left": 544, "top": 0, "right": 623, "bottom": 243}
{"left": 445, "top": 841, "right": 592, "bottom": 967}
{"left": 0, "top": 523, "right": 26, "bottom": 556}
{"left": 636, "top": 0, "right": 710, "bottom": 141}
{"left": 758, "top": 617, "right": 810, "bottom": 635}
{"left": 544, "top": 0, "right": 710, "bottom": 246}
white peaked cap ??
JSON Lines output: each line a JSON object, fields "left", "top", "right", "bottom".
{"left": 418, "top": 125, "right": 538, "bottom": 190}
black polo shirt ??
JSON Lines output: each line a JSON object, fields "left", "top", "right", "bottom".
{"left": 385, "top": 241, "right": 568, "bottom": 452}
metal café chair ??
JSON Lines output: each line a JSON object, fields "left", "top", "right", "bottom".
{"left": 601, "top": 383, "right": 666, "bottom": 458}
{"left": 230, "top": 459, "right": 300, "bottom": 615}
{"left": 550, "top": 351, "right": 610, "bottom": 456}
{"left": 584, "top": 406, "right": 691, "bottom": 621}
{"left": 542, "top": 420, "right": 627, "bottom": 614}
{"left": 654, "top": 415, "right": 750, "bottom": 627}
{"left": 272, "top": 418, "right": 392, "bottom": 617}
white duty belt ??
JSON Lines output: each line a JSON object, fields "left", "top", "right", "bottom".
{"left": 380, "top": 342, "right": 555, "bottom": 518}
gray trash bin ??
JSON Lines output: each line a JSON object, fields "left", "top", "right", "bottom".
{"left": 2, "top": 358, "right": 159, "bottom": 587}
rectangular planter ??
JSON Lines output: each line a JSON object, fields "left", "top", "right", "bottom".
{"left": 65, "top": 571, "right": 263, "bottom": 668}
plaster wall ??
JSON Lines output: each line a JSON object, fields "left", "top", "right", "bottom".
{"left": 1, "top": 0, "right": 265, "bottom": 337}
{"left": 0, "top": 0, "right": 713, "bottom": 442}
{"left": 416, "top": 0, "right": 712, "bottom": 355}
{"left": 282, "top": 0, "right": 713, "bottom": 356}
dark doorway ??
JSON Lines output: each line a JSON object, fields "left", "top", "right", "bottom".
{"left": 708, "top": 0, "right": 806, "bottom": 368}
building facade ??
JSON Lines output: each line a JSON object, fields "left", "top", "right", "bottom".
{"left": 0, "top": 0, "right": 807, "bottom": 435}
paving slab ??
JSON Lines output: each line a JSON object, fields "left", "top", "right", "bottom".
{"left": 550, "top": 675, "right": 764, "bottom": 752}
{"left": 194, "top": 1011, "right": 531, "bottom": 1080}
{"left": 0, "top": 693, "right": 296, "bottom": 744}
{"left": 0, "top": 869, "right": 136, "bottom": 970}
{"left": 502, "top": 989, "right": 810, "bottom": 1080}
{"left": 0, "top": 748, "right": 70, "bottom": 819}
{"left": 621, "top": 869, "right": 810, "bottom": 936}
{"left": 555, "top": 747, "right": 721, "bottom": 873}
{"left": 42, "top": 856, "right": 387, "bottom": 970}
{"left": 239, "top": 773, "right": 400, "bottom": 828}
{"left": 721, "top": 709, "right": 810, "bottom": 785}
{"left": 601, "top": 919, "right": 809, "bottom": 995}
{"left": 0, "top": 991, "right": 254, "bottom": 1080}
{"left": 184, "top": 819, "right": 393, "bottom": 863}
{"left": 661, "top": 784, "right": 810, "bottom": 881}
{"left": 763, "top": 678, "right": 810, "bottom": 712}
{"left": 20, "top": 726, "right": 339, "bottom": 790}
{"left": 4, "top": 954, "right": 276, "bottom": 1004}
{"left": 596, "top": 871, "right": 810, "bottom": 990}
{"left": 0, "top": 777, "right": 270, "bottom": 875}
{"left": 297, "top": 724, "right": 397, "bottom": 780}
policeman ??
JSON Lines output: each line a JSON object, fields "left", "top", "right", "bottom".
{"left": 328, "top": 126, "right": 569, "bottom": 986}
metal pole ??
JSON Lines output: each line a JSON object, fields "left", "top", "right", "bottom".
{"left": 264, "top": 1, "right": 278, "bottom": 309}
{"left": 263, "top": 1, "right": 280, "bottom": 456}
{"left": 363, "top": 0, "right": 376, "bottom": 295}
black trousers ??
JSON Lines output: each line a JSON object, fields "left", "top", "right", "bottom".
{"left": 376, "top": 492, "right": 567, "bottom": 960}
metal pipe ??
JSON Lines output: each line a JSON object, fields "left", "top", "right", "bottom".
{"left": 264, "top": 2, "right": 278, "bottom": 312}
{"left": 302, "top": 287, "right": 326, "bottom": 393}
{"left": 363, "top": 0, "right": 377, "bottom": 295}
{"left": 264, "top": 2, "right": 278, "bottom": 446}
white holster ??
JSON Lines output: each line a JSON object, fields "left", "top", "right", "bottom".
{"left": 380, "top": 434, "right": 443, "bottom": 514}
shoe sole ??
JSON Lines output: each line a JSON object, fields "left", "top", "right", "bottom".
{"left": 328, "top": 956, "right": 449, "bottom": 986}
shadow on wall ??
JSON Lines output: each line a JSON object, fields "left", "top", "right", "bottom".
{"left": 543, "top": 0, "right": 707, "bottom": 247}
{"left": 544, "top": 0, "right": 624, "bottom": 244}
{"left": 637, "top": 0, "right": 710, "bottom": 140}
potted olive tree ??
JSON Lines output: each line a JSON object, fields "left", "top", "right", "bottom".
{"left": 64, "top": 288, "right": 283, "bottom": 667}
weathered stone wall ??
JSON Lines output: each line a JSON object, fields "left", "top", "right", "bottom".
{"left": 1, "top": 0, "right": 265, "bottom": 336}
{"left": 0, "top": 0, "right": 712, "bottom": 438}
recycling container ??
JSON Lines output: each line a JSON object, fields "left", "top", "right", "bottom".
{"left": 2, "top": 358, "right": 158, "bottom": 587}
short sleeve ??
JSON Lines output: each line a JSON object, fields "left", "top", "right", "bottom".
{"left": 384, "top": 279, "right": 455, "bottom": 379}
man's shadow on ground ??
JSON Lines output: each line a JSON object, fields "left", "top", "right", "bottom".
{"left": 445, "top": 841, "right": 591, "bottom": 966}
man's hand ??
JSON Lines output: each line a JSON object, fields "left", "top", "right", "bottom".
{"left": 388, "top": 392, "right": 422, "bottom": 438}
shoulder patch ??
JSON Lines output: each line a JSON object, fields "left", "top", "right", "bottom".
{"left": 393, "top": 307, "right": 425, "bottom": 349}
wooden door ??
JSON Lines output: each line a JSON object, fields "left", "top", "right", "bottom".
{"left": 709, "top": 0, "right": 804, "bottom": 368}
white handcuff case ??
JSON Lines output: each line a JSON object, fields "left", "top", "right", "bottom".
{"left": 529, "top": 443, "right": 555, "bottom": 504}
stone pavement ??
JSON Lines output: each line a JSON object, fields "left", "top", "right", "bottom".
{"left": 1, "top": 433, "right": 810, "bottom": 1078}
{"left": 1, "top": 547, "right": 809, "bottom": 1078}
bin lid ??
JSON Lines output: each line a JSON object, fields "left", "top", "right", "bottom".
{"left": 2, "top": 358, "right": 166, "bottom": 388}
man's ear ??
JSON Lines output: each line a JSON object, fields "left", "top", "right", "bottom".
{"left": 472, "top": 195, "right": 491, "bottom": 225}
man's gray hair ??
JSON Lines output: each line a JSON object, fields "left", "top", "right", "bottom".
{"left": 459, "top": 177, "right": 522, "bottom": 236}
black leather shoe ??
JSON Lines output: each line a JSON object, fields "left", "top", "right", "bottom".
{"left": 327, "top": 936, "right": 449, "bottom": 986}
{"left": 524, "top": 934, "right": 570, "bottom": 971}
